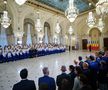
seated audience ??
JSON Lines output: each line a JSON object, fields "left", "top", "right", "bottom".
{"left": 12, "top": 68, "right": 36, "bottom": 90}
{"left": 0, "top": 44, "right": 66, "bottom": 63}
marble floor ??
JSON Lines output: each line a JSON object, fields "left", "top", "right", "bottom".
{"left": 0, "top": 51, "right": 93, "bottom": 90}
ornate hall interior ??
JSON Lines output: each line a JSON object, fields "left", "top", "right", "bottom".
{"left": 0, "top": 0, "right": 108, "bottom": 90}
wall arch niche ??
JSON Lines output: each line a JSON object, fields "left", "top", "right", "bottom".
{"left": 89, "top": 27, "right": 101, "bottom": 50}
{"left": 23, "top": 18, "right": 36, "bottom": 45}
{"left": 43, "top": 22, "right": 51, "bottom": 44}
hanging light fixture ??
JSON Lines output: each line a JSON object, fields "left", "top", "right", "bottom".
{"left": 15, "top": 0, "right": 27, "bottom": 5}
{"left": 97, "top": 18, "right": 104, "bottom": 32}
{"left": 0, "top": 0, "right": 11, "bottom": 28}
{"left": 64, "top": 35, "right": 68, "bottom": 39}
{"left": 55, "top": 18, "right": 61, "bottom": 34}
{"left": 68, "top": 26, "right": 73, "bottom": 35}
{"left": 87, "top": 11, "right": 96, "bottom": 28}
{"left": 96, "top": 0, "right": 108, "bottom": 16}
{"left": 35, "top": 12, "right": 43, "bottom": 32}
{"left": 65, "top": 0, "right": 78, "bottom": 22}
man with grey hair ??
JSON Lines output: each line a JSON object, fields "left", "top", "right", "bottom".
{"left": 38, "top": 67, "right": 56, "bottom": 90}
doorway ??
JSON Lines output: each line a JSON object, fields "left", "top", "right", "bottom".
{"left": 103, "top": 38, "right": 108, "bottom": 50}
{"left": 82, "top": 39, "right": 88, "bottom": 50}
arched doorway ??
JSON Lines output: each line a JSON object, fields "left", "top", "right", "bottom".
{"left": 88, "top": 28, "right": 101, "bottom": 51}
{"left": 43, "top": 22, "right": 51, "bottom": 44}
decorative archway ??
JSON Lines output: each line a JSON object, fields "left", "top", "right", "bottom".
{"left": 43, "top": 22, "right": 51, "bottom": 44}
{"left": 23, "top": 18, "right": 35, "bottom": 45}
{"left": 88, "top": 27, "right": 101, "bottom": 51}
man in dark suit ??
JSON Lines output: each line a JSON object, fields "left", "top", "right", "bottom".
{"left": 38, "top": 67, "right": 56, "bottom": 90}
{"left": 56, "top": 65, "right": 71, "bottom": 90}
{"left": 12, "top": 68, "right": 36, "bottom": 90}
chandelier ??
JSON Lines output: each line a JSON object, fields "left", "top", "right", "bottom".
{"left": 0, "top": 0, "right": 11, "bottom": 28}
{"left": 65, "top": 0, "right": 78, "bottom": 22}
{"left": 35, "top": 12, "right": 43, "bottom": 32}
{"left": 68, "top": 26, "right": 73, "bottom": 35}
{"left": 55, "top": 20, "right": 61, "bottom": 34}
{"left": 96, "top": 0, "right": 108, "bottom": 16}
{"left": 15, "top": 0, "right": 27, "bottom": 5}
{"left": 97, "top": 18, "right": 104, "bottom": 32}
{"left": 87, "top": 11, "right": 96, "bottom": 28}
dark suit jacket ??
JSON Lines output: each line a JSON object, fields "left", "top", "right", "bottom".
{"left": 68, "top": 72, "right": 76, "bottom": 90}
{"left": 12, "top": 79, "right": 36, "bottom": 90}
{"left": 56, "top": 73, "right": 71, "bottom": 90}
{"left": 38, "top": 76, "right": 56, "bottom": 90}
{"left": 80, "top": 85, "right": 92, "bottom": 90}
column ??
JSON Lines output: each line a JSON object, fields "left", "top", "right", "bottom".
{"left": 100, "top": 34, "right": 104, "bottom": 50}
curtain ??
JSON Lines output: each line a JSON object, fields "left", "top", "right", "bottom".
{"left": 0, "top": 26, "right": 8, "bottom": 46}
{"left": 26, "top": 24, "right": 32, "bottom": 45}
{"left": 44, "top": 27, "right": 48, "bottom": 44}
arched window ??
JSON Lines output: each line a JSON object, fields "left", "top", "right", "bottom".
{"left": 44, "top": 22, "right": 51, "bottom": 44}
{"left": 23, "top": 18, "right": 35, "bottom": 45}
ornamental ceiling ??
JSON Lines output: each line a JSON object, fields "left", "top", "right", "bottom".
{"left": 35, "top": 0, "right": 98, "bottom": 13}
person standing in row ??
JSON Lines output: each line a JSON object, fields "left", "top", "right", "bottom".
{"left": 38, "top": 67, "right": 56, "bottom": 90}
{"left": 12, "top": 68, "right": 36, "bottom": 90}
{"left": 56, "top": 65, "right": 70, "bottom": 90}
